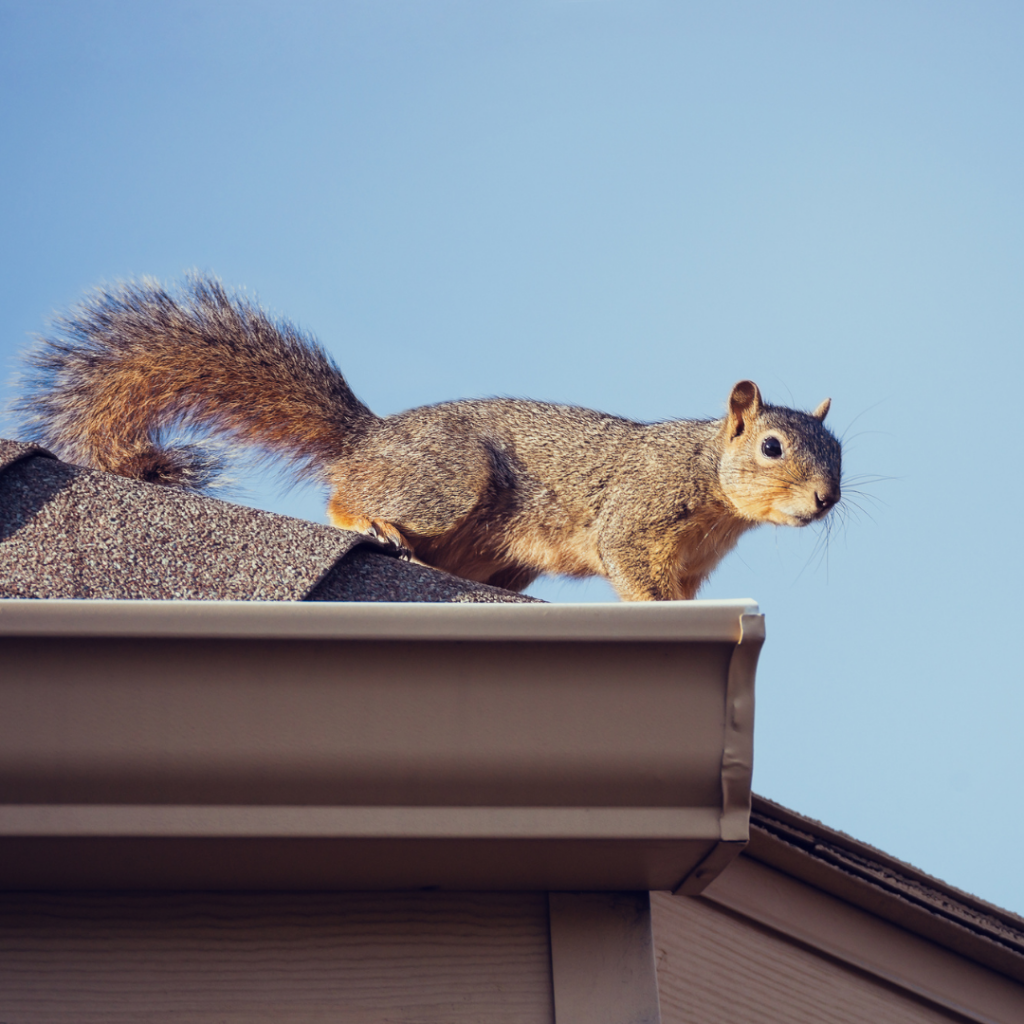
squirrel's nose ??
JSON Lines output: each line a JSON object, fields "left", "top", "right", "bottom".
{"left": 815, "top": 489, "right": 840, "bottom": 512}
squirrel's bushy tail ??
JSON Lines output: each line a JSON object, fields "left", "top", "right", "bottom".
{"left": 15, "top": 274, "right": 377, "bottom": 490}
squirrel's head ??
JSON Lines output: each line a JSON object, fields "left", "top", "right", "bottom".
{"left": 717, "top": 380, "right": 841, "bottom": 527}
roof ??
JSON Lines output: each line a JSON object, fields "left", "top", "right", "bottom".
{"left": 4, "top": 441, "right": 1022, "bottom": 981}
{"left": 0, "top": 439, "right": 535, "bottom": 603}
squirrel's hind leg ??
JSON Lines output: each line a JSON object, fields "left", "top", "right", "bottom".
{"left": 327, "top": 499, "right": 414, "bottom": 561}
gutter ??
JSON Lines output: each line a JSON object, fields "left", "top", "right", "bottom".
{"left": 0, "top": 599, "right": 763, "bottom": 893}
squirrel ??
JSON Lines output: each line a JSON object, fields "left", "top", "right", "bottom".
{"left": 15, "top": 274, "right": 842, "bottom": 601}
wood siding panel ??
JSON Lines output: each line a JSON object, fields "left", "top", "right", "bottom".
{"left": 650, "top": 892, "right": 961, "bottom": 1024}
{"left": 0, "top": 891, "right": 555, "bottom": 1023}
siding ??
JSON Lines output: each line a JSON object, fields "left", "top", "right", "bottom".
{"left": 0, "top": 891, "right": 555, "bottom": 1024}
{"left": 652, "top": 891, "right": 961, "bottom": 1024}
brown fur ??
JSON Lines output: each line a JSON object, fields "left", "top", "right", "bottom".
{"left": 17, "top": 274, "right": 842, "bottom": 601}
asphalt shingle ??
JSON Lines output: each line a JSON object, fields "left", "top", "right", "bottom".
{"left": 0, "top": 439, "right": 536, "bottom": 603}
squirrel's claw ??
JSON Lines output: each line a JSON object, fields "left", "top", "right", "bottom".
{"left": 327, "top": 506, "right": 415, "bottom": 561}
{"left": 365, "top": 519, "right": 414, "bottom": 561}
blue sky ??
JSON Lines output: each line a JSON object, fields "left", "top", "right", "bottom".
{"left": 2, "top": 1, "right": 1023, "bottom": 913}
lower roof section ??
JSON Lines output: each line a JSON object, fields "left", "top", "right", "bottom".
{"left": 745, "top": 795, "right": 1024, "bottom": 986}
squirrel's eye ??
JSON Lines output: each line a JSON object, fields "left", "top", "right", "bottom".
{"left": 761, "top": 436, "right": 783, "bottom": 459}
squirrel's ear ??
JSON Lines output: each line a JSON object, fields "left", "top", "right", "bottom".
{"left": 726, "top": 380, "right": 762, "bottom": 440}
{"left": 811, "top": 397, "right": 831, "bottom": 422}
